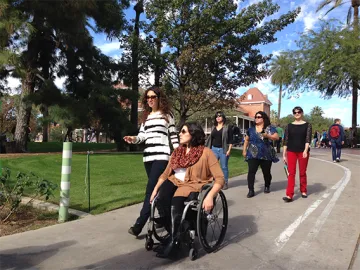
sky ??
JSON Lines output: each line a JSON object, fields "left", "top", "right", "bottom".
{"left": 6, "top": 0, "right": 358, "bottom": 127}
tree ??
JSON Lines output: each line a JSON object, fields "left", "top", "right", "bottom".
{"left": 289, "top": 21, "right": 359, "bottom": 139}
{"left": 269, "top": 53, "right": 293, "bottom": 120}
{"left": 310, "top": 106, "right": 324, "bottom": 117}
{"left": 145, "top": 0, "right": 300, "bottom": 126}
{"left": 270, "top": 109, "right": 278, "bottom": 124}
{"left": 317, "top": 0, "right": 359, "bottom": 26}
{"left": 0, "top": 0, "right": 129, "bottom": 152}
{"left": 316, "top": 0, "right": 359, "bottom": 141}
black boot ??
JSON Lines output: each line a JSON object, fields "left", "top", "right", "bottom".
{"left": 156, "top": 206, "right": 181, "bottom": 258}
{"left": 247, "top": 190, "right": 255, "bottom": 198}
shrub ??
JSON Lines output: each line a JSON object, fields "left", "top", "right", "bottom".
{"left": 0, "top": 167, "right": 58, "bottom": 222}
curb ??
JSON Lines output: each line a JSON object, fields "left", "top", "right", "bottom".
{"left": 21, "top": 197, "right": 92, "bottom": 218}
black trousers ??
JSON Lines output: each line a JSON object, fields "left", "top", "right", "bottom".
{"left": 247, "top": 159, "right": 272, "bottom": 190}
{"left": 276, "top": 138, "right": 282, "bottom": 153}
{"left": 135, "top": 160, "right": 168, "bottom": 228}
{"left": 157, "top": 180, "right": 197, "bottom": 232}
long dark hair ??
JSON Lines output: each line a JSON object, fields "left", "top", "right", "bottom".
{"left": 213, "top": 111, "right": 227, "bottom": 126}
{"left": 141, "top": 86, "right": 172, "bottom": 124}
{"left": 182, "top": 122, "right": 205, "bottom": 147}
{"left": 255, "top": 111, "right": 271, "bottom": 129}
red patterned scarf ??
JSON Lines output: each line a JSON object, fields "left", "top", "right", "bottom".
{"left": 170, "top": 145, "right": 205, "bottom": 170}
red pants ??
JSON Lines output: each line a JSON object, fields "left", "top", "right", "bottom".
{"left": 286, "top": 151, "right": 310, "bottom": 198}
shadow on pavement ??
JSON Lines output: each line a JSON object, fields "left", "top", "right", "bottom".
{"left": 73, "top": 215, "right": 257, "bottom": 270}
{"left": 228, "top": 178, "right": 247, "bottom": 188}
{"left": 306, "top": 182, "right": 327, "bottom": 196}
{"left": 0, "top": 240, "right": 76, "bottom": 270}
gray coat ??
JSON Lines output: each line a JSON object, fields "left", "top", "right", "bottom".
{"left": 205, "top": 125, "right": 232, "bottom": 154}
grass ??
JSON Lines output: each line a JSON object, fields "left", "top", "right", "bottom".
{"left": 27, "top": 142, "right": 117, "bottom": 153}
{"left": 1, "top": 149, "right": 247, "bottom": 215}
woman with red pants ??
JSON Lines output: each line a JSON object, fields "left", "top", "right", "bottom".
{"left": 282, "top": 106, "right": 312, "bottom": 202}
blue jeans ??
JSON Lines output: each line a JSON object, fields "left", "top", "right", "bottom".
{"left": 211, "top": 146, "right": 229, "bottom": 183}
{"left": 331, "top": 139, "right": 342, "bottom": 161}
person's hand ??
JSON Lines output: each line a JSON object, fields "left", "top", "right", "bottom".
{"left": 329, "top": 141, "right": 331, "bottom": 145}
{"left": 283, "top": 152, "right": 287, "bottom": 163}
{"left": 226, "top": 150, "right": 231, "bottom": 157}
{"left": 342, "top": 141, "right": 344, "bottom": 145}
{"left": 150, "top": 189, "right": 158, "bottom": 203}
{"left": 242, "top": 151, "right": 246, "bottom": 158}
{"left": 123, "top": 136, "right": 135, "bottom": 144}
{"left": 202, "top": 195, "right": 214, "bottom": 212}
{"left": 303, "top": 150, "right": 308, "bottom": 159}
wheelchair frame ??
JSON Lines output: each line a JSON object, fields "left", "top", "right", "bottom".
{"left": 145, "top": 185, "right": 228, "bottom": 260}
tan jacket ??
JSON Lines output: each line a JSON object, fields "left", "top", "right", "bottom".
{"left": 159, "top": 147, "right": 225, "bottom": 197}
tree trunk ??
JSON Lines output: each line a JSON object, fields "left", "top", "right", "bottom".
{"left": 14, "top": 74, "right": 34, "bottom": 152}
{"left": 178, "top": 73, "right": 187, "bottom": 128}
{"left": 352, "top": 79, "right": 358, "bottom": 144}
{"left": 154, "top": 38, "right": 162, "bottom": 86}
{"left": 41, "top": 105, "right": 49, "bottom": 142}
{"left": 179, "top": 113, "right": 187, "bottom": 128}
{"left": 352, "top": 1, "right": 359, "bottom": 26}
{"left": 277, "top": 83, "right": 282, "bottom": 121}
{"left": 130, "top": 1, "right": 144, "bottom": 132}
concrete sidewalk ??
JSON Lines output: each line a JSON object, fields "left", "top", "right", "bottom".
{"left": 0, "top": 149, "right": 359, "bottom": 270}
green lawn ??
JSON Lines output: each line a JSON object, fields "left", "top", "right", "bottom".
{"left": 27, "top": 142, "right": 117, "bottom": 153}
{"left": 1, "top": 149, "right": 247, "bottom": 215}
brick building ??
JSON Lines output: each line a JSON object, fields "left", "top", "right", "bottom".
{"left": 237, "top": 87, "right": 272, "bottom": 118}
{"left": 203, "top": 87, "right": 273, "bottom": 135}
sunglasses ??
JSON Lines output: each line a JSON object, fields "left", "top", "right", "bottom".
{"left": 255, "top": 116, "right": 263, "bottom": 119}
{"left": 180, "top": 129, "right": 188, "bottom": 134}
{"left": 293, "top": 111, "right": 302, "bottom": 115}
{"left": 146, "top": 95, "right": 158, "bottom": 100}
{"left": 216, "top": 114, "right": 223, "bottom": 118}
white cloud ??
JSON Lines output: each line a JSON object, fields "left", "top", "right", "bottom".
{"left": 290, "top": 1, "right": 296, "bottom": 9}
{"left": 96, "top": 42, "right": 121, "bottom": 54}
{"left": 323, "top": 106, "right": 351, "bottom": 126}
{"left": 7, "top": 77, "right": 21, "bottom": 89}
{"left": 54, "top": 76, "right": 66, "bottom": 90}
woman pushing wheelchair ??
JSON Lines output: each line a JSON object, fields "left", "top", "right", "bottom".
{"left": 149, "top": 122, "right": 225, "bottom": 258}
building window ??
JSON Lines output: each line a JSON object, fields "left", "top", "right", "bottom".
{"left": 247, "top": 94, "right": 253, "bottom": 100}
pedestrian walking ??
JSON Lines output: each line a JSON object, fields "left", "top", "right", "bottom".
{"left": 312, "top": 130, "right": 319, "bottom": 148}
{"left": 328, "top": 119, "right": 345, "bottom": 162}
{"left": 275, "top": 123, "right": 284, "bottom": 153}
{"left": 123, "top": 86, "right": 179, "bottom": 237}
{"left": 242, "top": 111, "right": 279, "bottom": 198}
{"left": 282, "top": 106, "right": 312, "bottom": 202}
{"left": 205, "top": 111, "right": 233, "bottom": 190}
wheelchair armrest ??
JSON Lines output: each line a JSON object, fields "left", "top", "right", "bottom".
{"left": 198, "top": 183, "right": 213, "bottom": 201}
{"left": 200, "top": 183, "right": 213, "bottom": 192}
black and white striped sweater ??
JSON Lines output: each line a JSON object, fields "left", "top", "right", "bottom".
{"left": 135, "top": 112, "right": 179, "bottom": 162}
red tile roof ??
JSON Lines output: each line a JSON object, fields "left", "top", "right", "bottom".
{"left": 238, "top": 87, "right": 272, "bottom": 105}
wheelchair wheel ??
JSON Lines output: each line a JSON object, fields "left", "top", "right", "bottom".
{"left": 197, "top": 189, "right": 228, "bottom": 253}
{"left": 152, "top": 202, "right": 170, "bottom": 242}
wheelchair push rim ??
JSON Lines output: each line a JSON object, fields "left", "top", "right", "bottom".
{"left": 197, "top": 189, "right": 228, "bottom": 253}
{"left": 149, "top": 199, "right": 169, "bottom": 242}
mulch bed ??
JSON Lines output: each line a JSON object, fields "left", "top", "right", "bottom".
{"left": 0, "top": 205, "right": 60, "bottom": 237}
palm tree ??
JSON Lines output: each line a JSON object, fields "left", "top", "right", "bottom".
{"left": 316, "top": 0, "right": 359, "bottom": 26}
{"left": 269, "top": 54, "right": 293, "bottom": 121}
{"left": 310, "top": 106, "right": 324, "bottom": 117}
{"left": 317, "top": 0, "right": 359, "bottom": 142}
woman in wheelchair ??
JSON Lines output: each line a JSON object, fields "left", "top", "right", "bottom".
{"left": 149, "top": 122, "right": 225, "bottom": 258}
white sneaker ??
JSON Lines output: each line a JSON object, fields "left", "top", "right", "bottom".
{"left": 333, "top": 160, "right": 336, "bottom": 163}
{"left": 336, "top": 158, "right": 340, "bottom": 162}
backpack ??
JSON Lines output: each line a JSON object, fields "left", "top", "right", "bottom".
{"left": 329, "top": 125, "right": 340, "bottom": 139}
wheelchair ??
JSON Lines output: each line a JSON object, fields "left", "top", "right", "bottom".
{"left": 145, "top": 184, "right": 228, "bottom": 260}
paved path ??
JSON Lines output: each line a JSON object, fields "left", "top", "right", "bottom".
{"left": 0, "top": 149, "right": 359, "bottom": 270}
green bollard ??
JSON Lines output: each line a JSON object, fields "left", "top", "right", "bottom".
{"left": 58, "top": 142, "right": 72, "bottom": 222}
